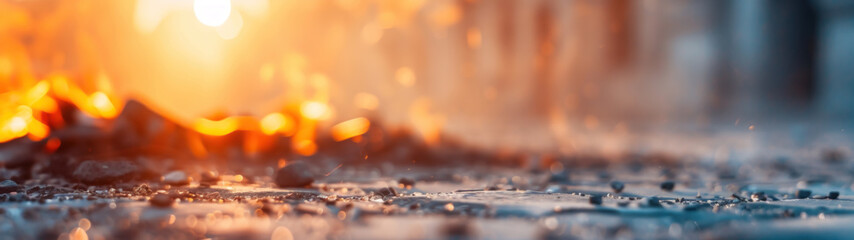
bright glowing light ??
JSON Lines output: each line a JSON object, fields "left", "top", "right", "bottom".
{"left": 331, "top": 117, "right": 370, "bottom": 141}
{"left": 216, "top": 10, "right": 243, "bottom": 39}
{"left": 8, "top": 117, "right": 28, "bottom": 134}
{"left": 193, "top": 117, "right": 239, "bottom": 136}
{"left": 194, "top": 0, "right": 232, "bottom": 27}
{"left": 26, "top": 119, "right": 49, "bottom": 141}
{"left": 260, "top": 112, "right": 294, "bottom": 135}
{"left": 90, "top": 92, "right": 118, "bottom": 118}
{"left": 293, "top": 140, "right": 317, "bottom": 156}
{"left": 300, "top": 101, "right": 328, "bottom": 120}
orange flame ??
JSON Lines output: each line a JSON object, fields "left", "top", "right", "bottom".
{"left": 331, "top": 117, "right": 371, "bottom": 141}
{"left": 192, "top": 117, "right": 239, "bottom": 136}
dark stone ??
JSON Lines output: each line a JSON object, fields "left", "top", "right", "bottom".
{"left": 376, "top": 187, "right": 398, "bottom": 197}
{"left": 200, "top": 171, "right": 220, "bottom": 184}
{"left": 646, "top": 197, "right": 662, "bottom": 208}
{"left": 149, "top": 193, "right": 174, "bottom": 208}
{"left": 822, "top": 149, "right": 846, "bottom": 163}
{"left": 829, "top": 191, "right": 840, "bottom": 199}
{"left": 610, "top": 181, "right": 625, "bottom": 193}
{"left": 398, "top": 178, "right": 416, "bottom": 188}
{"left": 660, "top": 181, "right": 675, "bottom": 192}
{"left": 750, "top": 192, "right": 767, "bottom": 201}
{"left": 162, "top": 171, "right": 189, "bottom": 186}
{"left": 72, "top": 160, "right": 140, "bottom": 185}
{"left": 796, "top": 189, "right": 812, "bottom": 199}
{"left": 589, "top": 195, "right": 603, "bottom": 205}
{"left": 0, "top": 180, "right": 18, "bottom": 193}
{"left": 274, "top": 161, "right": 315, "bottom": 188}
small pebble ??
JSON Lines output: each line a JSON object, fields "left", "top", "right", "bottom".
{"left": 829, "top": 191, "right": 840, "bottom": 200}
{"left": 398, "top": 178, "right": 416, "bottom": 188}
{"left": 200, "top": 171, "right": 220, "bottom": 184}
{"left": 72, "top": 160, "right": 140, "bottom": 185}
{"left": 376, "top": 187, "right": 398, "bottom": 197}
{"left": 589, "top": 195, "right": 603, "bottom": 205}
{"left": 149, "top": 193, "right": 174, "bottom": 208}
{"left": 274, "top": 162, "right": 315, "bottom": 188}
{"left": 812, "top": 195, "right": 827, "bottom": 199}
{"left": 646, "top": 197, "right": 662, "bottom": 208}
{"left": 0, "top": 180, "right": 18, "bottom": 193}
{"left": 660, "top": 181, "right": 675, "bottom": 192}
{"left": 610, "top": 181, "right": 624, "bottom": 193}
{"left": 162, "top": 171, "right": 189, "bottom": 186}
{"left": 796, "top": 189, "right": 812, "bottom": 199}
{"left": 750, "top": 192, "right": 767, "bottom": 201}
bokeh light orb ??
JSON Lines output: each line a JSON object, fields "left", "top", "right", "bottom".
{"left": 193, "top": 0, "right": 232, "bottom": 27}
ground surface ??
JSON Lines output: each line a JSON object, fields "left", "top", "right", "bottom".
{"left": 2, "top": 155, "right": 854, "bottom": 240}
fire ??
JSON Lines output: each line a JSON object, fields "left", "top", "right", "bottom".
{"left": 90, "top": 92, "right": 118, "bottom": 118}
{"left": 260, "top": 112, "right": 295, "bottom": 136}
{"left": 193, "top": 117, "right": 239, "bottom": 136}
{"left": 0, "top": 0, "right": 458, "bottom": 156}
{"left": 2, "top": 117, "right": 27, "bottom": 140}
{"left": 300, "top": 101, "right": 329, "bottom": 120}
{"left": 331, "top": 117, "right": 371, "bottom": 141}
{"left": 0, "top": 82, "right": 55, "bottom": 142}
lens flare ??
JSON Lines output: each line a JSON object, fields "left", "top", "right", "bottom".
{"left": 260, "top": 112, "right": 295, "bottom": 135}
{"left": 300, "top": 101, "right": 329, "bottom": 120}
{"left": 194, "top": 0, "right": 232, "bottom": 27}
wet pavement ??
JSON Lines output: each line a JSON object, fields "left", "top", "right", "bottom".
{"left": 2, "top": 157, "right": 854, "bottom": 240}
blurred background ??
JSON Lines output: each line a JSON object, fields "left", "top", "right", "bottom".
{"left": 1, "top": 0, "right": 853, "bottom": 159}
